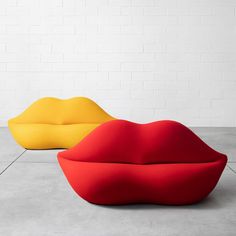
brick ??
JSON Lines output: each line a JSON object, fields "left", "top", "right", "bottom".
{"left": 98, "top": 62, "right": 121, "bottom": 71}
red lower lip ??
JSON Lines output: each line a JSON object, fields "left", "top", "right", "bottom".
{"left": 57, "top": 120, "right": 227, "bottom": 205}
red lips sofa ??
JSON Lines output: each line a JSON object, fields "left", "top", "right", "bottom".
{"left": 58, "top": 120, "right": 227, "bottom": 205}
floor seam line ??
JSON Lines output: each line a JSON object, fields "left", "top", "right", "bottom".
{"left": 0, "top": 149, "right": 27, "bottom": 176}
{"left": 227, "top": 164, "right": 236, "bottom": 175}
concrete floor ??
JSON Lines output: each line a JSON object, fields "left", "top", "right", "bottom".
{"left": 0, "top": 127, "right": 236, "bottom": 236}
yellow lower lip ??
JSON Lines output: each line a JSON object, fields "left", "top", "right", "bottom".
{"left": 8, "top": 123, "right": 102, "bottom": 149}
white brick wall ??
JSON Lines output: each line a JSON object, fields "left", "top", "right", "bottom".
{"left": 0, "top": 0, "right": 236, "bottom": 126}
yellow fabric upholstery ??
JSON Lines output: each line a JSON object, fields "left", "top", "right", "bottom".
{"left": 8, "top": 97, "right": 115, "bottom": 149}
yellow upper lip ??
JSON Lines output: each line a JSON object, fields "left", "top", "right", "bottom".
{"left": 8, "top": 97, "right": 115, "bottom": 125}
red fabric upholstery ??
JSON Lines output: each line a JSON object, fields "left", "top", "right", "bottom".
{"left": 58, "top": 120, "right": 227, "bottom": 205}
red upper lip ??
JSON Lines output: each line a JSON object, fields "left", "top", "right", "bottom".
{"left": 58, "top": 120, "right": 226, "bottom": 165}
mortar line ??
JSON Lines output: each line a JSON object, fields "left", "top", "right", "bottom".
{"left": 0, "top": 150, "right": 27, "bottom": 176}
{"left": 227, "top": 164, "right": 236, "bottom": 175}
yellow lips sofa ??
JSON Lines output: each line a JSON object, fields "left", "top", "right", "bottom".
{"left": 8, "top": 97, "right": 115, "bottom": 149}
